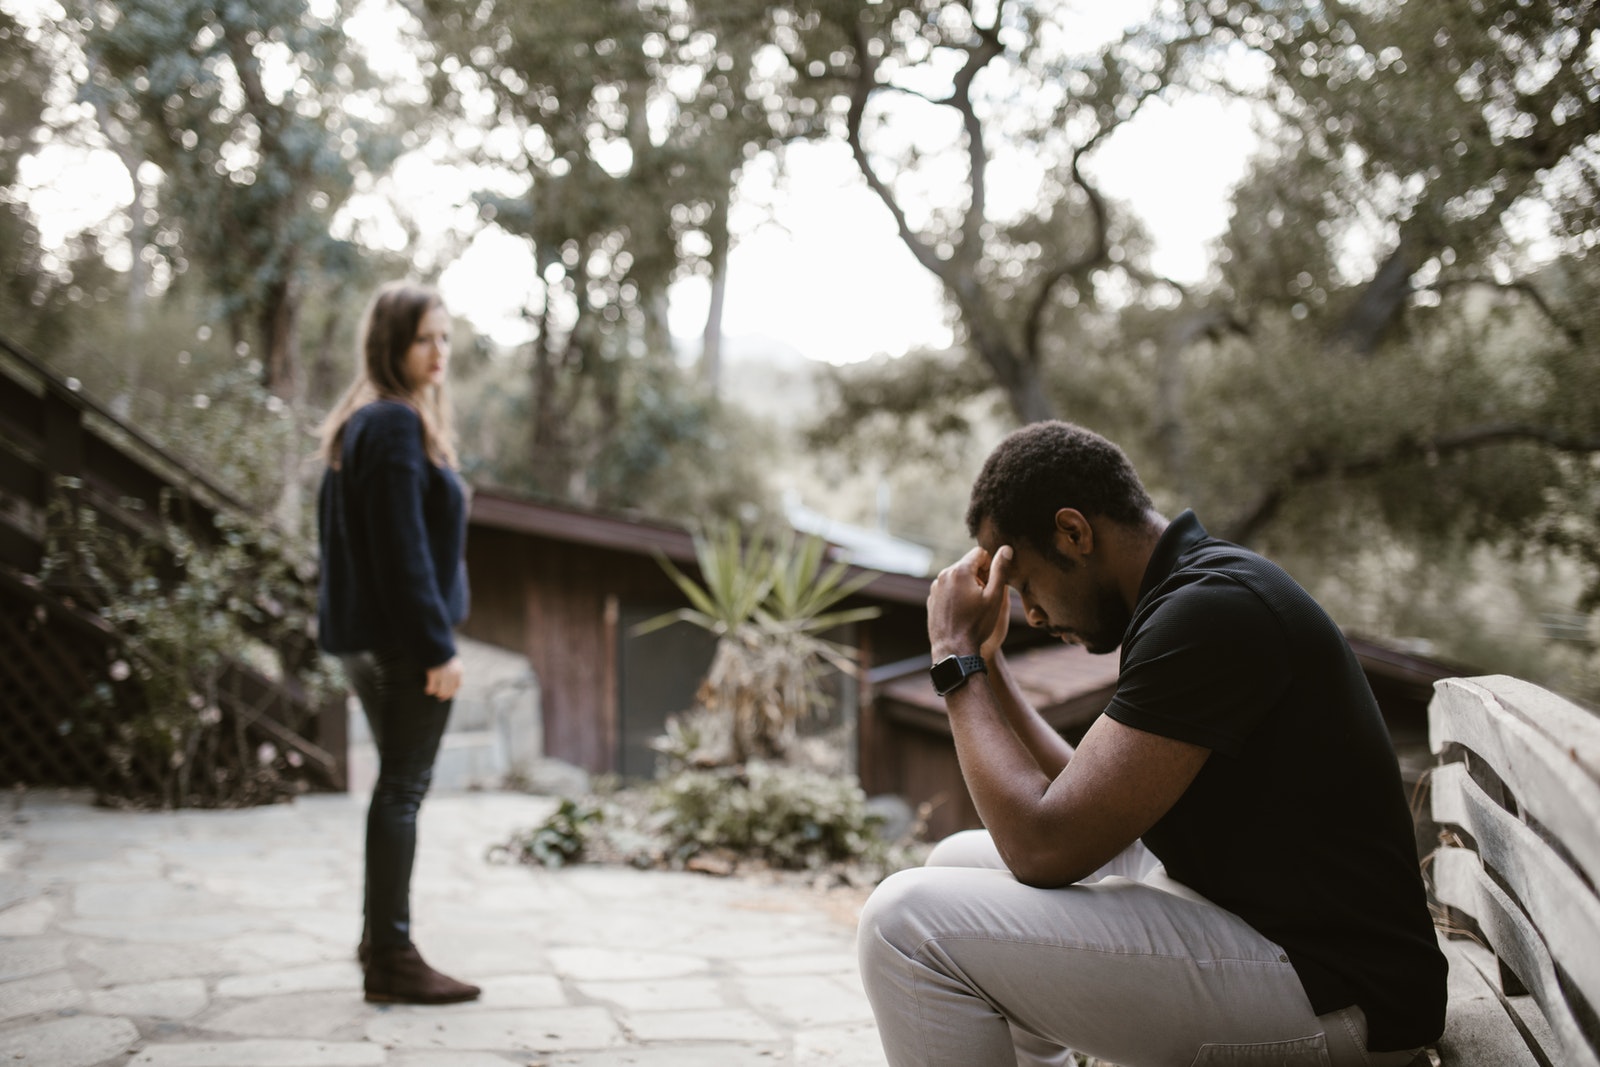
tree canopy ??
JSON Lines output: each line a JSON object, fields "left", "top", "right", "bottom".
{"left": 3, "top": 0, "right": 1597, "bottom": 694}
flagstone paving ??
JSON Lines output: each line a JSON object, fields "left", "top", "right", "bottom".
{"left": 0, "top": 789, "right": 887, "bottom": 1066}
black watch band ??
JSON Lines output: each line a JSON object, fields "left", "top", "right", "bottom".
{"left": 929, "top": 653, "right": 987, "bottom": 697}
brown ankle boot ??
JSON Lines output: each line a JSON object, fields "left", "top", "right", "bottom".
{"left": 364, "top": 945, "right": 480, "bottom": 1004}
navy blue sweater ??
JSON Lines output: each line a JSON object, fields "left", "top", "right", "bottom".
{"left": 317, "top": 400, "right": 468, "bottom": 668}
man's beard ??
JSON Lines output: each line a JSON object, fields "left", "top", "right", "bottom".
{"left": 1080, "top": 581, "right": 1131, "bottom": 655}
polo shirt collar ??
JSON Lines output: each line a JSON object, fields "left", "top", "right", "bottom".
{"left": 1134, "top": 509, "right": 1209, "bottom": 606}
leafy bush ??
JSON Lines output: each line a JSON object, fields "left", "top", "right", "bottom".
{"left": 650, "top": 762, "right": 889, "bottom": 871}
{"left": 40, "top": 498, "right": 339, "bottom": 807}
{"left": 492, "top": 798, "right": 606, "bottom": 869}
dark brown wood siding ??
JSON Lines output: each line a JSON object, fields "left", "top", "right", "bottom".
{"left": 462, "top": 525, "right": 703, "bottom": 774}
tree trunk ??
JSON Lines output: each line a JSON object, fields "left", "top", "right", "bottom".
{"left": 308, "top": 306, "right": 343, "bottom": 411}
{"left": 700, "top": 190, "right": 730, "bottom": 393}
{"left": 1331, "top": 235, "right": 1423, "bottom": 357}
{"left": 960, "top": 297, "right": 1056, "bottom": 424}
{"left": 259, "top": 280, "right": 304, "bottom": 532}
{"left": 84, "top": 58, "right": 148, "bottom": 336}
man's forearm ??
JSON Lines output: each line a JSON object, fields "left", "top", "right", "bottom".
{"left": 943, "top": 678, "right": 1059, "bottom": 877}
{"left": 987, "top": 651, "right": 1076, "bottom": 778}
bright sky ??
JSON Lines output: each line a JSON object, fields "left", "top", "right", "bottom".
{"left": 10, "top": 0, "right": 1259, "bottom": 366}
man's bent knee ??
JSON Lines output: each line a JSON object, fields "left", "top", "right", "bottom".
{"left": 925, "top": 828, "right": 1006, "bottom": 869}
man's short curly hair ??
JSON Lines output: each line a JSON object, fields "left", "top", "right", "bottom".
{"left": 965, "top": 421, "right": 1154, "bottom": 549}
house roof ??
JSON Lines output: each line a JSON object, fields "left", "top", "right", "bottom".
{"left": 783, "top": 497, "right": 934, "bottom": 577}
{"left": 467, "top": 487, "right": 934, "bottom": 607}
{"left": 1345, "top": 633, "right": 1474, "bottom": 704}
{"left": 875, "top": 642, "right": 1120, "bottom": 734}
{"left": 872, "top": 632, "right": 1472, "bottom": 734}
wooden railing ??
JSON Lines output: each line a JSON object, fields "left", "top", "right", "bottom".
{"left": 0, "top": 334, "right": 345, "bottom": 800}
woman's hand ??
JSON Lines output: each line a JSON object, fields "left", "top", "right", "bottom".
{"left": 424, "top": 656, "right": 464, "bottom": 701}
{"left": 928, "top": 545, "right": 1013, "bottom": 663}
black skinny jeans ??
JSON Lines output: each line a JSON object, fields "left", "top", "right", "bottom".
{"left": 341, "top": 650, "right": 453, "bottom": 952}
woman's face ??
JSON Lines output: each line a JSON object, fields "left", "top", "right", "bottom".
{"left": 401, "top": 304, "right": 451, "bottom": 395}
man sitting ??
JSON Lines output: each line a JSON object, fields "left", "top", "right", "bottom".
{"left": 857, "top": 421, "right": 1445, "bottom": 1067}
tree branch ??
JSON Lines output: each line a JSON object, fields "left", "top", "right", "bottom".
{"left": 1421, "top": 276, "right": 1584, "bottom": 346}
{"left": 846, "top": 25, "right": 946, "bottom": 280}
{"left": 950, "top": 9, "right": 1005, "bottom": 261}
{"left": 1223, "top": 423, "right": 1600, "bottom": 544}
{"left": 1021, "top": 29, "right": 1207, "bottom": 365}
{"left": 1022, "top": 140, "right": 1111, "bottom": 362}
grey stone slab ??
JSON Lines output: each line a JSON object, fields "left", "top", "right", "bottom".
{"left": 547, "top": 866, "right": 712, "bottom": 902}
{"left": 575, "top": 977, "right": 726, "bottom": 1012}
{"left": 15, "top": 816, "right": 129, "bottom": 844}
{"left": 622, "top": 1008, "right": 783, "bottom": 1043}
{"left": 0, "top": 1014, "right": 140, "bottom": 1067}
{"left": 87, "top": 978, "right": 209, "bottom": 1020}
{"left": 693, "top": 927, "right": 853, "bottom": 961}
{"left": 76, "top": 941, "right": 223, "bottom": 985}
{"left": 560, "top": 1049, "right": 785, "bottom": 1066}
{"left": 26, "top": 857, "right": 162, "bottom": 885}
{"left": 447, "top": 881, "right": 587, "bottom": 916}
{"left": 128, "top": 1038, "right": 386, "bottom": 1066}
{"left": 387, "top": 1053, "right": 523, "bottom": 1067}
{"left": 32, "top": 842, "right": 126, "bottom": 868}
{"left": 0, "top": 840, "right": 22, "bottom": 871}
{"left": 214, "top": 961, "right": 357, "bottom": 998}
{"left": 736, "top": 974, "right": 877, "bottom": 1027}
{"left": 197, "top": 875, "right": 346, "bottom": 911}
{"left": 0, "top": 937, "right": 67, "bottom": 982}
{"left": 409, "top": 929, "right": 547, "bottom": 979}
{"left": 153, "top": 840, "right": 267, "bottom": 862}
{"left": 547, "top": 947, "right": 709, "bottom": 982}
{"left": 0, "top": 873, "right": 33, "bottom": 911}
{"left": 283, "top": 911, "right": 363, "bottom": 944}
{"left": 365, "top": 1005, "right": 621, "bottom": 1053}
{"left": 794, "top": 1022, "right": 889, "bottom": 1066}
{"left": 0, "top": 896, "right": 56, "bottom": 936}
{"left": 731, "top": 950, "right": 859, "bottom": 976}
{"left": 526, "top": 910, "right": 705, "bottom": 952}
{"left": 212, "top": 931, "right": 344, "bottom": 972}
{"left": 74, "top": 880, "right": 234, "bottom": 919}
{"left": 475, "top": 974, "right": 566, "bottom": 1009}
{"left": 62, "top": 913, "right": 271, "bottom": 943}
{"left": 0, "top": 969, "right": 83, "bottom": 1023}
{"left": 199, "top": 990, "right": 368, "bottom": 1038}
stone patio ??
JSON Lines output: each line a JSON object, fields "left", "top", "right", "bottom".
{"left": 0, "top": 788, "right": 887, "bottom": 1066}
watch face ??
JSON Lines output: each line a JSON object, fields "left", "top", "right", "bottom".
{"left": 929, "top": 657, "right": 965, "bottom": 695}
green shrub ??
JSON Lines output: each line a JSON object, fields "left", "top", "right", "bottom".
{"left": 40, "top": 499, "right": 338, "bottom": 807}
{"left": 494, "top": 798, "right": 606, "bottom": 869}
{"left": 650, "top": 762, "right": 888, "bottom": 871}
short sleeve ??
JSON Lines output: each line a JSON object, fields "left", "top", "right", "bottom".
{"left": 1105, "top": 575, "right": 1290, "bottom": 756}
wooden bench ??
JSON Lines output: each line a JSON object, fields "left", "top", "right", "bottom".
{"left": 1427, "top": 675, "right": 1600, "bottom": 1066}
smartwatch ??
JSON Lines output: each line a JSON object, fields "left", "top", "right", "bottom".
{"left": 929, "top": 654, "right": 987, "bottom": 697}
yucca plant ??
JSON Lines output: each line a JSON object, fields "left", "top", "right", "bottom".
{"left": 638, "top": 522, "right": 882, "bottom": 765}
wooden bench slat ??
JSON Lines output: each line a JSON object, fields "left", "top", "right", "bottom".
{"left": 1432, "top": 847, "right": 1600, "bottom": 1067}
{"left": 1436, "top": 937, "right": 1548, "bottom": 1067}
{"left": 1431, "top": 761, "right": 1600, "bottom": 1005}
{"left": 1471, "top": 674, "right": 1600, "bottom": 781}
{"left": 1430, "top": 677, "right": 1600, "bottom": 886}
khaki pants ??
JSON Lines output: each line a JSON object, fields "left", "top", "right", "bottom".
{"left": 857, "top": 830, "right": 1421, "bottom": 1067}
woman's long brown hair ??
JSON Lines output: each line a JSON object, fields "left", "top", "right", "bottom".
{"left": 317, "top": 281, "right": 459, "bottom": 470}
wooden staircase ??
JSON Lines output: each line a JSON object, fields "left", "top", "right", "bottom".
{"left": 0, "top": 334, "right": 346, "bottom": 802}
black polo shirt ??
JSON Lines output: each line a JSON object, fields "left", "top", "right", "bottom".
{"left": 1105, "top": 511, "right": 1446, "bottom": 1052}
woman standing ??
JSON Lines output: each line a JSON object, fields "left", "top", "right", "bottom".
{"left": 316, "top": 281, "right": 479, "bottom": 1004}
